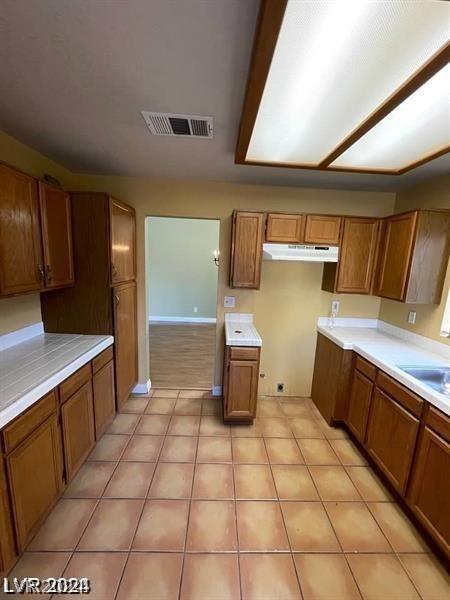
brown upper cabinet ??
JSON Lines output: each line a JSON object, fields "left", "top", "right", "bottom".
{"left": 0, "top": 163, "right": 74, "bottom": 297}
{"left": 38, "top": 181, "right": 74, "bottom": 290}
{"left": 110, "top": 198, "right": 136, "bottom": 284}
{"left": 230, "top": 211, "right": 265, "bottom": 289}
{"left": 322, "top": 217, "right": 380, "bottom": 294}
{"left": 0, "top": 164, "right": 43, "bottom": 296}
{"left": 375, "top": 210, "right": 450, "bottom": 303}
{"left": 304, "top": 215, "right": 342, "bottom": 245}
{"left": 266, "top": 213, "right": 303, "bottom": 243}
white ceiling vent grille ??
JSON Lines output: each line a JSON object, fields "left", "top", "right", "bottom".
{"left": 141, "top": 112, "right": 213, "bottom": 138}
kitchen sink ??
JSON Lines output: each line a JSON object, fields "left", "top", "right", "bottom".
{"left": 398, "top": 366, "right": 450, "bottom": 395}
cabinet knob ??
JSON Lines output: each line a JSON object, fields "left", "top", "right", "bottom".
{"left": 45, "top": 264, "right": 53, "bottom": 283}
{"left": 37, "top": 265, "right": 44, "bottom": 281}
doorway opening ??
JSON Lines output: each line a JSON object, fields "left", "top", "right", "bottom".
{"left": 146, "top": 216, "right": 220, "bottom": 390}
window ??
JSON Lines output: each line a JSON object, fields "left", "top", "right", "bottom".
{"left": 441, "top": 288, "right": 450, "bottom": 337}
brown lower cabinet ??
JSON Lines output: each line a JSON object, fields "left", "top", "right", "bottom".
{"left": 407, "top": 412, "right": 450, "bottom": 556}
{"left": 92, "top": 351, "right": 116, "bottom": 438}
{"left": 346, "top": 368, "right": 373, "bottom": 443}
{"left": 60, "top": 381, "right": 95, "bottom": 481}
{"left": 223, "top": 345, "right": 260, "bottom": 422}
{"left": 314, "top": 340, "right": 448, "bottom": 558}
{"left": 0, "top": 346, "right": 116, "bottom": 572}
{"left": 6, "top": 409, "right": 64, "bottom": 551}
{"left": 366, "top": 388, "right": 420, "bottom": 495}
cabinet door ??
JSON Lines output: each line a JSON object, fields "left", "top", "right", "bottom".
{"left": 266, "top": 214, "right": 303, "bottom": 243}
{"left": 114, "top": 282, "right": 138, "bottom": 409}
{"left": 230, "top": 211, "right": 265, "bottom": 288}
{"left": 336, "top": 218, "right": 379, "bottom": 294}
{"left": 7, "top": 415, "right": 63, "bottom": 551}
{"left": 304, "top": 215, "right": 341, "bottom": 245}
{"left": 110, "top": 198, "right": 135, "bottom": 284}
{"left": 0, "top": 458, "right": 17, "bottom": 575}
{"left": 38, "top": 182, "right": 74, "bottom": 289}
{"left": 346, "top": 369, "right": 373, "bottom": 443}
{"left": 61, "top": 382, "right": 95, "bottom": 481}
{"left": 93, "top": 360, "right": 116, "bottom": 439}
{"left": 0, "top": 164, "right": 43, "bottom": 295}
{"left": 375, "top": 212, "right": 417, "bottom": 301}
{"left": 225, "top": 359, "right": 258, "bottom": 421}
{"left": 366, "top": 388, "right": 419, "bottom": 494}
{"left": 407, "top": 427, "right": 449, "bottom": 555}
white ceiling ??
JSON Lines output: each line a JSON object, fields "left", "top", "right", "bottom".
{"left": 0, "top": 0, "right": 448, "bottom": 192}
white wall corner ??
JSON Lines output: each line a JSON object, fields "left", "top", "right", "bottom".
{"left": 131, "top": 379, "right": 152, "bottom": 395}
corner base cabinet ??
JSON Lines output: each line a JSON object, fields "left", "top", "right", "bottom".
{"left": 223, "top": 346, "right": 260, "bottom": 422}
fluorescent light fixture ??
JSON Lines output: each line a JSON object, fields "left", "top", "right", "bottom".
{"left": 245, "top": 0, "right": 449, "bottom": 166}
{"left": 332, "top": 63, "right": 450, "bottom": 170}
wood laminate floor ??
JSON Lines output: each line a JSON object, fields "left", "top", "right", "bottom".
{"left": 149, "top": 323, "right": 216, "bottom": 389}
{"left": 14, "top": 390, "right": 446, "bottom": 600}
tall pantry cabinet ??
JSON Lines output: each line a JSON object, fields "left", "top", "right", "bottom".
{"left": 41, "top": 192, "right": 138, "bottom": 408}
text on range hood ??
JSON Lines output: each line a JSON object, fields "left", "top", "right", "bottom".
{"left": 263, "top": 243, "right": 339, "bottom": 262}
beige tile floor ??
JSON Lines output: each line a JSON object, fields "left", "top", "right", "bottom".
{"left": 11, "top": 390, "right": 448, "bottom": 599}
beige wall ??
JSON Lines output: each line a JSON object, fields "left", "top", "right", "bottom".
{"left": 379, "top": 175, "right": 450, "bottom": 346}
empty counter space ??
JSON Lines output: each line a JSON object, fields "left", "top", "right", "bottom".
{"left": 223, "top": 314, "right": 262, "bottom": 422}
{"left": 0, "top": 331, "right": 115, "bottom": 572}
{"left": 311, "top": 323, "right": 449, "bottom": 558}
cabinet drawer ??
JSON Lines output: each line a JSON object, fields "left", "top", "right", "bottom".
{"left": 59, "top": 363, "right": 91, "bottom": 403}
{"left": 229, "top": 347, "right": 260, "bottom": 361}
{"left": 426, "top": 407, "right": 450, "bottom": 443}
{"left": 376, "top": 371, "right": 423, "bottom": 418}
{"left": 355, "top": 355, "right": 376, "bottom": 381}
{"left": 92, "top": 346, "right": 114, "bottom": 374}
{"left": 3, "top": 390, "right": 57, "bottom": 454}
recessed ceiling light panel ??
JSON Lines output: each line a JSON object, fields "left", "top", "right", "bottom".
{"left": 245, "top": 0, "right": 449, "bottom": 166}
{"left": 331, "top": 64, "right": 450, "bottom": 171}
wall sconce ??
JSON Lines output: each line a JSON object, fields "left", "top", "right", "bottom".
{"left": 213, "top": 249, "right": 220, "bottom": 267}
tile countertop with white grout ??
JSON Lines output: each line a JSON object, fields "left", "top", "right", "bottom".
{"left": 317, "top": 324, "right": 450, "bottom": 416}
{"left": 0, "top": 332, "right": 113, "bottom": 429}
{"left": 224, "top": 313, "right": 262, "bottom": 347}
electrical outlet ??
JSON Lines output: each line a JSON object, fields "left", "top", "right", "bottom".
{"left": 224, "top": 296, "right": 236, "bottom": 308}
{"left": 277, "top": 383, "right": 284, "bottom": 393}
{"left": 331, "top": 300, "right": 340, "bottom": 313}
{"left": 408, "top": 311, "right": 416, "bottom": 324}
{"left": 193, "top": 306, "right": 198, "bottom": 313}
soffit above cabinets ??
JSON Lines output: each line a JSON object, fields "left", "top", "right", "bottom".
{"left": 236, "top": 0, "right": 450, "bottom": 175}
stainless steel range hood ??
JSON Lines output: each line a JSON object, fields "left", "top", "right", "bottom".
{"left": 263, "top": 243, "right": 339, "bottom": 262}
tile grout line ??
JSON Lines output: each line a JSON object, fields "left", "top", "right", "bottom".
{"left": 231, "top": 439, "right": 244, "bottom": 600}
{"left": 262, "top": 433, "right": 305, "bottom": 599}
{"left": 177, "top": 401, "right": 201, "bottom": 600}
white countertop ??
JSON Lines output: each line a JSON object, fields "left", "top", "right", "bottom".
{"left": 225, "top": 313, "right": 262, "bottom": 347}
{"left": 0, "top": 333, "right": 113, "bottom": 428}
{"left": 317, "top": 325, "right": 450, "bottom": 415}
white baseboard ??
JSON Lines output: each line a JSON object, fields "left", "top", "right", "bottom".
{"left": 0, "top": 322, "right": 44, "bottom": 351}
{"left": 132, "top": 379, "right": 152, "bottom": 394}
{"left": 149, "top": 316, "right": 216, "bottom": 324}
{"left": 212, "top": 386, "right": 222, "bottom": 396}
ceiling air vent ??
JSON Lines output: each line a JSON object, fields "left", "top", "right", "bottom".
{"left": 141, "top": 112, "right": 213, "bottom": 138}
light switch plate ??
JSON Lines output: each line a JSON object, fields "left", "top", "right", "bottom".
{"left": 224, "top": 296, "right": 236, "bottom": 308}
{"left": 408, "top": 311, "right": 416, "bottom": 324}
{"left": 331, "top": 300, "right": 340, "bottom": 313}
